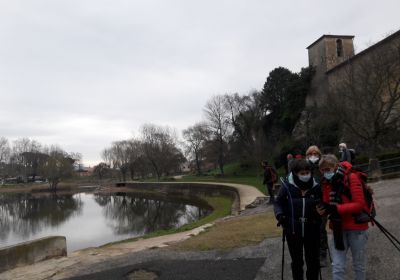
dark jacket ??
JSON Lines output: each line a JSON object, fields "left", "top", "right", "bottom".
{"left": 274, "top": 174, "right": 322, "bottom": 237}
{"left": 309, "top": 161, "right": 322, "bottom": 183}
{"left": 339, "top": 148, "right": 353, "bottom": 163}
{"left": 263, "top": 165, "right": 277, "bottom": 184}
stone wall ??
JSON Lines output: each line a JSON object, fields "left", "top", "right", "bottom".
{"left": 0, "top": 236, "right": 67, "bottom": 273}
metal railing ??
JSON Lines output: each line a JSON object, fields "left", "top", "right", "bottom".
{"left": 354, "top": 156, "right": 400, "bottom": 176}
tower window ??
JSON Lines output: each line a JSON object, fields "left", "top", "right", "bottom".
{"left": 336, "top": 39, "right": 343, "bottom": 57}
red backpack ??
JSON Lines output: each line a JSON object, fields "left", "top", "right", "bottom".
{"left": 343, "top": 167, "right": 376, "bottom": 224}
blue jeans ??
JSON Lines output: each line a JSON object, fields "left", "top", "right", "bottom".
{"left": 331, "top": 230, "right": 368, "bottom": 280}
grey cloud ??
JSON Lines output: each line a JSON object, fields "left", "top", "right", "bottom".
{"left": 1, "top": 0, "right": 399, "bottom": 164}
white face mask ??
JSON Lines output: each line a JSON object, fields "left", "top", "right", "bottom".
{"left": 324, "top": 171, "right": 335, "bottom": 180}
{"left": 308, "top": 156, "right": 319, "bottom": 163}
{"left": 298, "top": 174, "right": 311, "bottom": 182}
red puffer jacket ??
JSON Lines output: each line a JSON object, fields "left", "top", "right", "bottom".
{"left": 321, "top": 161, "right": 368, "bottom": 231}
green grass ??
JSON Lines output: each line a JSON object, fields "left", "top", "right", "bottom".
{"left": 100, "top": 195, "right": 233, "bottom": 248}
{"left": 176, "top": 162, "right": 266, "bottom": 194}
{"left": 179, "top": 174, "right": 265, "bottom": 194}
{"left": 109, "top": 162, "right": 287, "bottom": 195}
{"left": 170, "top": 212, "right": 280, "bottom": 251}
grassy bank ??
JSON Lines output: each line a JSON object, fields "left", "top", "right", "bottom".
{"left": 169, "top": 212, "right": 280, "bottom": 251}
{"left": 175, "top": 162, "right": 266, "bottom": 194}
{"left": 175, "top": 162, "right": 286, "bottom": 194}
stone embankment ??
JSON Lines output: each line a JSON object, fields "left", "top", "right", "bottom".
{"left": 0, "top": 236, "right": 66, "bottom": 273}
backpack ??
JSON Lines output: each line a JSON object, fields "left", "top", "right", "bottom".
{"left": 270, "top": 168, "right": 278, "bottom": 183}
{"left": 343, "top": 168, "right": 376, "bottom": 224}
{"left": 263, "top": 166, "right": 277, "bottom": 184}
{"left": 348, "top": 149, "right": 356, "bottom": 164}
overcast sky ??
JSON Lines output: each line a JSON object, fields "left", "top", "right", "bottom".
{"left": 1, "top": 0, "right": 399, "bottom": 166}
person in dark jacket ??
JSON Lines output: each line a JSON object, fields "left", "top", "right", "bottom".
{"left": 305, "top": 145, "right": 328, "bottom": 267}
{"left": 274, "top": 159, "right": 322, "bottom": 280}
{"left": 317, "top": 154, "right": 368, "bottom": 280}
{"left": 262, "top": 160, "right": 277, "bottom": 204}
{"left": 338, "top": 143, "right": 353, "bottom": 163}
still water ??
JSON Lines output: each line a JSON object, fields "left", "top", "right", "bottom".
{"left": 0, "top": 192, "right": 211, "bottom": 252}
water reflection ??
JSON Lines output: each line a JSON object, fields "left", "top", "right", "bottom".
{"left": 0, "top": 192, "right": 211, "bottom": 251}
{"left": 94, "top": 193, "right": 210, "bottom": 235}
{"left": 0, "top": 193, "right": 82, "bottom": 240}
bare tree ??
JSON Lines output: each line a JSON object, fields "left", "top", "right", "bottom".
{"left": 182, "top": 122, "right": 210, "bottom": 175}
{"left": 104, "top": 140, "right": 131, "bottom": 182}
{"left": 0, "top": 137, "right": 10, "bottom": 163}
{"left": 93, "top": 162, "right": 110, "bottom": 181}
{"left": 141, "top": 124, "right": 184, "bottom": 180}
{"left": 101, "top": 148, "right": 113, "bottom": 167}
{"left": 11, "top": 138, "right": 42, "bottom": 181}
{"left": 328, "top": 39, "right": 400, "bottom": 159}
{"left": 224, "top": 92, "right": 266, "bottom": 165}
{"left": 101, "top": 138, "right": 144, "bottom": 181}
{"left": 41, "top": 146, "right": 75, "bottom": 190}
{"left": 0, "top": 137, "right": 11, "bottom": 179}
{"left": 203, "top": 95, "right": 231, "bottom": 175}
{"left": 126, "top": 138, "right": 143, "bottom": 180}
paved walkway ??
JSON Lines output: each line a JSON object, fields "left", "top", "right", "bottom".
{"left": 186, "top": 181, "right": 266, "bottom": 211}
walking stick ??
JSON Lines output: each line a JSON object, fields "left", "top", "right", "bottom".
{"left": 281, "top": 229, "right": 285, "bottom": 280}
{"left": 372, "top": 217, "right": 400, "bottom": 252}
{"left": 327, "top": 244, "right": 332, "bottom": 263}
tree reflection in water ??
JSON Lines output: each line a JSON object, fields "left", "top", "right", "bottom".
{"left": 93, "top": 193, "right": 211, "bottom": 235}
{"left": 0, "top": 192, "right": 211, "bottom": 250}
{"left": 0, "top": 193, "right": 83, "bottom": 241}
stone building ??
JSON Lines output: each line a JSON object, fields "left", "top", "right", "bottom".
{"left": 305, "top": 34, "right": 355, "bottom": 107}
{"left": 293, "top": 29, "right": 400, "bottom": 144}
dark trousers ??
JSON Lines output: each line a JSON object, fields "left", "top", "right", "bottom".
{"left": 285, "top": 229, "right": 320, "bottom": 280}
{"left": 266, "top": 182, "right": 274, "bottom": 202}
{"left": 320, "top": 216, "right": 328, "bottom": 258}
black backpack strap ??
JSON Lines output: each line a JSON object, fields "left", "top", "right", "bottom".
{"left": 334, "top": 172, "right": 352, "bottom": 201}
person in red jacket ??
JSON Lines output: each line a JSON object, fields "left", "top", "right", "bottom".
{"left": 316, "top": 154, "right": 368, "bottom": 280}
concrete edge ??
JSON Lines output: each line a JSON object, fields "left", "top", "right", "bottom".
{"left": 0, "top": 236, "right": 67, "bottom": 273}
{"left": 118, "top": 181, "right": 266, "bottom": 212}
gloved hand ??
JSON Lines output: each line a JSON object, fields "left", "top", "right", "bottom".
{"left": 276, "top": 214, "right": 286, "bottom": 227}
{"left": 321, "top": 202, "right": 338, "bottom": 215}
{"left": 329, "top": 191, "right": 342, "bottom": 204}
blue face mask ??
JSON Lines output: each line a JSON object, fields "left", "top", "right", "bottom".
{"left": 298, "top": 174, "right": 311, "bottom": 182}
{"left": 324, "top": 171, "right": 335, "bottom": 180}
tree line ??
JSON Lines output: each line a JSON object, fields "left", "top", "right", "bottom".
{"left": 97, "top": 66, "right": 315, "bottom": 180}
{"left": 98, "top": 124, "right": 185, "bottom": 181}
{"left": 0, "top": 137, "right": 80, "bottom": 189}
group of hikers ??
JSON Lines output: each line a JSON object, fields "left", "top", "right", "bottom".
{"left": 262, "top": 143, "right": 370, "bottom": 280}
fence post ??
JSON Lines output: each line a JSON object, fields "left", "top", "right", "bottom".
{"left": 369, "top": 158, "right": 382, "bottom": 180}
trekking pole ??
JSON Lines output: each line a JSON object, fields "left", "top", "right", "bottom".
{"left": 327, "top": 245, "right": 332, "bottom": 263}
{"left": 319, "top": 268, "right": 323, "bottom": 280}
{"left": 372, "top": 217, "right": 400, "bottom": 252}
{"left": 281, "top": 230, "right": 285, "bottom": 280}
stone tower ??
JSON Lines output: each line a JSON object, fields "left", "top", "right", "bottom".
{"left": 305, "top": 35, "right": 355, "bottom": 107}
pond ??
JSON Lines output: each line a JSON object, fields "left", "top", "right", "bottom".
{"left": 0, "top": 192, "right": 211, "bottom": 252}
